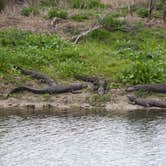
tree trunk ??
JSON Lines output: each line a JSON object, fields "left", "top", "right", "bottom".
{"left": 147, "top": 0, "right": 153, "bottom": 19}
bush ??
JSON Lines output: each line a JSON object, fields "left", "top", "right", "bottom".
{"left": 0, "top": 29, "right": 29, "bottom": 47}
{"left": 48, "top": 8, "right": 68, "bottom": 19}
{"left": 72, "top": 14, "right": 88, "bottom": 22}
{"left": 21, "top": 7, "right": 39, "bottom": 17}
{"left": 136, "top": 7, "right": 148, "bottom": 18}
{"left": 121, "top": 60, "right": 166, "bottom": 85}
{"left": 72, "top": 0, "right": 103, "bottom": 9}
{"left": 155, "top": 2, "right": 163, "bottom": 11}
{"left": 0, "top": 0, "right": 5, "bottom": 12}
{"left": 88, "top": 29, "right": 110, "bottom": 41}
{"left": 99, "top": 14, "right": 129, "bottom": 32}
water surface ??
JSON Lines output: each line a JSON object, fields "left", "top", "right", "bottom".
{"left": 0, "top": 111, "right": 166, "bottom": 166}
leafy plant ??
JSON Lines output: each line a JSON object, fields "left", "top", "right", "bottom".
{"left": 99, "top": 14, "right": 129, "bottom": 32}
{"left": 88, "top": 29, "right": 110, "bottom": 42}
{"left": 136, "top": 7, "right": 148, "bottom": 18}
{"left": 21, "top": 7, "right": 39, "bottom": 16}
{"left": 155, "top": 1, "right": 163, "bottom": 10}
{"left": 121, "top": 60, "right": 166, "bottom": 85}
{"left": 0, "top": 29, "right": 29, "bottom": 47}
{"left": 72, "top": 14, "right": 88, "bottom": 22}
{"left": 48, "top": 8, "right": 68, "bottom": 19}
{"left": 72, "top": 0, "right": 104, "bottom": 9}
{"left": 0, "top": 0, "right": 5, "bottom": 11}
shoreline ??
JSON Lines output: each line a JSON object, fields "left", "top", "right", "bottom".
{"left": 1, "top": 89, "right": 166, "bottom": 116}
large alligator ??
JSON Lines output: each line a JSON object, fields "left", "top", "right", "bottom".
{"left": 75, "top": 75, "right": 109, "bottom": 95}
{"left": 126, "top": 84, "right": 166, "bottom": 93}
{"left": 127, "top": 95, "right": 166, "bottom": 108}
{"left": 8, "top": 67, "right": 87, "bottom": 97}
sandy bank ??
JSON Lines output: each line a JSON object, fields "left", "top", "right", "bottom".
{"left": 0, "top": 88, "right": 166, "bottom": 116}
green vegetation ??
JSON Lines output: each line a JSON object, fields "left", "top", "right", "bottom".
{"left": 21, "top": 7, "right": 39, "bottom": 16}
{"left": 0, "top": 0, "right": 166, "bottom": 86}
{"left": 0, "top": 26, "right": 166, "bottom": 85}
{"left": 99, "top": 14, "right": 138, "bottom": 32}
{"left": 40, "top": 0, "right": 59, "bottom": 7}
{"left": 71, "top": 0, "right": 104, "bottom": 9}
{"left": 136, "top": 7, "right": 149, "bottom": 18}
{"left": 48, "top": 8, "right": 68, "bottom": 19}
{"left": 0, "top": 0, "right": 5, "bottom": 11}
{"left": 71, "top": 14, "right": 88, "bottom": 22}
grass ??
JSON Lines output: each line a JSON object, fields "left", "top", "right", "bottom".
{"left": 136, "top": 7, "right": 148, "bottom": 18}
{"left": 71, "top": 14, "right": 88, "bottom": 22}
{"left": 0, "top": 0, "right": 5, "bottom": 11}
{"left": 21, "top": 7, "right": 40, "bottom": 16}
{"left": 48, "top": 8, "right": 68, "bottom": 19}
{"left": 0, "top": 25, "right": 166, "bottom": 85}
{"left": 71, "top": 0, "right": 104, "bottom": 9}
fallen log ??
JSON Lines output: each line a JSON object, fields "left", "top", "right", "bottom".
{"left": 71, "top": 24, "right": 103, "bottom": 44}
{"left": 8, "top": 67, "right": 87, "bottom": 97}
{"left": 127, "top": 95, "right": 166, "bottom": 108}
{"left": 75, "top": 75, "right": 108, "bottom": 95}
{"left": 126, "top": 84, "right": 166, "bottom": 93}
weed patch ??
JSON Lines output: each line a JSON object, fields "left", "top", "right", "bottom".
{"left": 136, "top": 7, "right": 148, "bottom": 18}
{"left": 48, "top": 8, "right": 68, "bottom": 19}
{"left": 72, "top": 0, "right": 104, "bottom": 9}
{"left": 72, "top": 14, "right": 88, "bottom": 22}
{"left": 21, "top": 7, "right": 39, "bottom": 16}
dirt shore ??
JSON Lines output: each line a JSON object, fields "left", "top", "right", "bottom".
{"left": 1, "top": 87, "right": 166, "bottom": 116}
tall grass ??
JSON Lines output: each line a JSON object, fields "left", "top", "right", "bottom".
{"left": 72, "top": 0, "right": 104, "bottom": 9}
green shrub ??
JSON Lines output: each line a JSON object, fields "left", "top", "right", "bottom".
{"left": 21, "top": 7, "right": 39, "bottom": 16}
{"left": 48, "top": 8, "right": 68, "bottom": 19}
{"left": 112, "top": 7, "right": 128, "bottom": 18}
{"left": 72, "top": 0, "right": 103, "bottom": 9}
{"left": 155, "top": 2, "right": 163, "bottom": 11}
{"left": 0, "top": 29, "right": 29, "bottom": 47}
{"left": 72, "top": 14, "right": 88, "bottom": 21}
{"left": 0, "top": 28, "right": 68, "bottom": 49}
{"left": 121, "top": 60, "right": 166, "bottom": 85}
{"left": 88, "top": 29, "right": 110, "bottom": 41}
{"left": 99, "top": 14, "right": 129, "bottom": 32}
{"left": 153, "top": 10, "right": 163, "bottom": 18}
{"left": 0, "top": 0, "right": 5, "bottom": 11}
{"left": 136, "top": 7, "right": 148, "bottom": 18}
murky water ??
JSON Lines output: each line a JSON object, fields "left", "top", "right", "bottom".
{"left": 0, "top": 111, "right": 166, "bottom": 166}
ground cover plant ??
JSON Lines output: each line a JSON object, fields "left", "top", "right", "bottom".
{"left": 0, "top": 25, "right": 166, "bottom": 86}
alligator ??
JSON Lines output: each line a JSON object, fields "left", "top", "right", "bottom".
{"left": 8, "top": 67, "right": 87, "bottom": 97}
{"left": 126, "top": 84, "right": 166, "bottom": 93}
{"left": 75, "top": 75, "right": 109, "bottom": 95}
{"left": 127, "top": 95, "right": 166, "bottom": 108}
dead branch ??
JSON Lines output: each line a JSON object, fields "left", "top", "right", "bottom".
{"left": 71, "top": 24, "right": 103, "bottom": 44}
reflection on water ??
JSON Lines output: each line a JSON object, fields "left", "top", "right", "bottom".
{"left": 0, "top": 111, "right": 166, "bottom": 166}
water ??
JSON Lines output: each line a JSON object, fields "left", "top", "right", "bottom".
{"left": 0, "top": 111, "right": 166, "bottom": 166}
